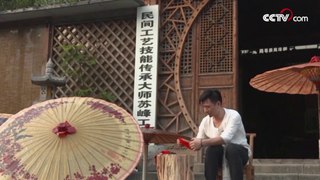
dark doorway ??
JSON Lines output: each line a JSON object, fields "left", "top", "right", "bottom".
{"left": 239, "top": 52, "right": 319, "bottom": 158}
{"left": 238, "top": 0, "right": 320, "bottom": 158}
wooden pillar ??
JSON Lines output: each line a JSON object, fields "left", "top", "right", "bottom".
{"left": 233, "top": 0, "right": 239, "bottom": 109}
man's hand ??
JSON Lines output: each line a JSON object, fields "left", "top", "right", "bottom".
{"left": 190, "top": 138, "right": 202, "bottom": 151}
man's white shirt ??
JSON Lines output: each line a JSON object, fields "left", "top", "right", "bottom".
{"left": 196, "top": 108, "right": 251, "bottom": 157}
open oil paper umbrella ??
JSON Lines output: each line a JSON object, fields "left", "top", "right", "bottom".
{"left": 0, "top": 97, "right": 143, "bottom": 180}
{"left": 249, "top": 55, "right": 320, "bottom": 157}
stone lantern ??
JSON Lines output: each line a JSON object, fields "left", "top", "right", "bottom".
{"left": 31, "top": 58, "right": 66, "bottom": 102}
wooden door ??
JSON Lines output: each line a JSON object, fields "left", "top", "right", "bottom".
{"left": 157, "top": 0, "right": 238, "bottom": 137}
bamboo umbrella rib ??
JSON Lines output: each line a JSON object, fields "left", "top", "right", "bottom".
{"left": 77, "top": 138, "right": 135, "bottom": 174}
{"left": 69, "top": 137, "right": 95, "bottom": 175}
{"left": 252, "top": 70, "right": 294, "bottom": 89}
{"left": 17, "top": 131, "right": 56, "bottom": 161}
{"left": 41, "top": 139, "right": 62, "bottom": 180}
{"left": 74, "top": 137, "right": 120, "bottom": 171}
{"left": 82, "top": 132, "right": 142, "bottom": 150}
{"left": 292, "top": 77, "right": 311, "bottom": 94}
{"left": 52, "top": 100, "right": 65, "bottom": 124}
{"left": 59, "top": 138, "right": 68, "bottom": 180}
{"left": 50, "top": 138, "right": 64, "bottom": 179}
{"left": 62, "top": 138, "right": 93, "bottom": 178}
{"left": 59, "top": 98, "right": 81, "bottom": 123}
{"left": 68, "top": 106, "right": 124, "bottom": 125}
{"left": 262, "top": 70, "right": 293, "bottom": 82}
{"left": 64, "top": 135, "right": 91, "bottom": 178}
{"left": 46, "top": 104, "right": 64, "bottom": 124}
{"left": 80, "top": 132, "right": 142, "bottom": 159}
{"left": 276, "top": 75, "right": 311, "bottom": 94}
{"left": 79, "top": 122, "right": 141, "bottom": 129}
{"left": 32, "top": 108, "right": 57, "bottom": 125}
{"left": 75, "top": 115, "right": 122, "bottom": 126}
{"left": 80, "top": 130, "right": 142, "bottom": 144}
{"left": 16, "top": 136, "right": 59, "bottom": 176}
{"left": 83, "top": 133, "right": 142, "bottom": 155}
{"left": 80, "top": 124, "right": 139, "bottom": 155}
{"left": 66, "top": 104, "right": 102, "bottom": 124}
{"left": 63, "top": 102, "right": 96, "bottom": 124}
{"left": 266, "top": 73, "right": 305, "bottom": 93}
{"left": 80, "top": 124, "right": 141, "bottom": 144}
{"left": 258, "top": 73, "right": 297, "bottom": 92}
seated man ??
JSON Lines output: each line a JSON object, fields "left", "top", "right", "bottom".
{"left": 189, "top": 89, "right": 250, "bottom": 180}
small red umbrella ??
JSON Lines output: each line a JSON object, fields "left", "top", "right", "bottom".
{"left": 250, "top": 56, "right": 320, "bottom": 157}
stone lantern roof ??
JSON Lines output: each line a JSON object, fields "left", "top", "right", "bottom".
{"left": 31, "top": 58, "right": 66, "bottom": 87}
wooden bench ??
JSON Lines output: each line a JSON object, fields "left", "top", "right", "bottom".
{"left": 217, "top": 133, "right": 256, "bottom": 180}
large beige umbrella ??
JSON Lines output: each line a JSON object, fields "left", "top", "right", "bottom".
{"left": 0, "top": 97, "right": 143, "bottom": 180}
{"left": 249, "top": 56, "right": 320, "bottom": 157}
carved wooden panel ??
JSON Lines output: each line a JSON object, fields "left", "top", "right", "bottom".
{"left": 158, "top": 0, "right": 236, "bottom": 137}
{"left": 199, "top": 0, "right": 233, "bottom": 73}
{"left": 158, "top": 0, "right": 210, "bottom": 137}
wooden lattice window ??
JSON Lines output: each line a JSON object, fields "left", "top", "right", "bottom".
{"left": 199, "top": 0, "right": 233, "bottom": 73}
{"left": 159, "top": 0, "right": 195, "bottom": 75}
{"left": 180, "top": 30, "right": 193, "bottom": 75}
{"left": 51, "top": 19, "right": 136, "bottom": 113}
{"left": 157, "top": 0, "right": 211, "bottom": 135}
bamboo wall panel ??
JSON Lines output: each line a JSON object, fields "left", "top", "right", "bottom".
{"left": 0, "top": 25, "right": 48, "bottom": 114}
{"left": 51, "top": 19, "right": 136, "bottom": 113}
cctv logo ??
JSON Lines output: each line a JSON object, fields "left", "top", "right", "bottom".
{"left": 263, "top": 8, "right": 308, "bottom": 22}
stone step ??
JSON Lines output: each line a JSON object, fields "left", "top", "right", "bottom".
{"left": 194, "top": 159, "right": 320, "bottom": 174}
{"left": 254, "top": 159, "right": 320, "bottom": 174}
{"left": 126, "top": 172, "right": 320, "bottom": 180}
{"left": 253, "top": 159, "right": 320, "bottom": 165}
{"left": 255, "top": 163, "right": 320, "bottom": 174}
{"left": 255, "top": 173, "right": 320, "bottom": 180}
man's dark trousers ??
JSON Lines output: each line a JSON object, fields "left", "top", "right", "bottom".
{"left": 204, "top": 143, "right": 248, "bottom": 180}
